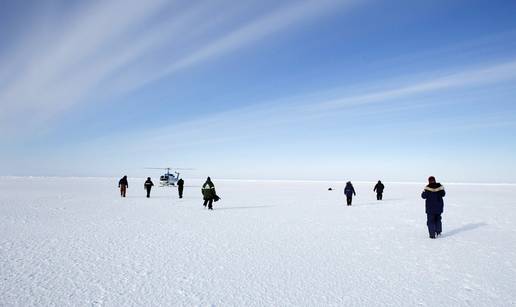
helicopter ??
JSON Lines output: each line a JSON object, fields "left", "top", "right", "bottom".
{"left": 145, "top": 167, "right": 193, "bottom": 187}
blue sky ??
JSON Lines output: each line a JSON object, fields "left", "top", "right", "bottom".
{"left": 1, "top": 0, "right": 516, "bottom": 182}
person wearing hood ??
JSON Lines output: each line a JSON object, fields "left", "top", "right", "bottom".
{"left": 373, "top": 180, "right": 385, "bottom": 200}
{"left": 118, "top": 175, "right": 128, "bottom": 197}
{"left": 201, "top": 177, "right": 217, "bottom": 210}
{"left": 144, "top": 177, "right": 154, "bottom": 198}
{"left": 344, "top": 181, "right": 356, "bottom": 206}
{"left": 421, "top": 176, "right": 446, "bottom": 239}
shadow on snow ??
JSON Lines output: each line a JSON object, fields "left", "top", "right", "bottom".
{"left": 354, "top": 199, "right": 406, "bottom": 207}
{"left": 443, "top": 222, "right": 487, "bottom": 237}
{"left": 215, "top": 205, "right": 274, "bottom": 211}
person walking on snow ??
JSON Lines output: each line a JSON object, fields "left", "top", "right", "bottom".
{"left": 144, "top": 177, "right": 154, "bottom": 198}
{"left": 201, "top": 177, "right": 217, "bottom": 210}
{"left": 344, "top": 181, "right": 356, "bottom": 206}
{"left": 118, "top": 175, "right": 129, "bottom": 197}
{"left": 177, "top": 178, "right": 184, "bottom": 199}
{"left": 374, "top": 180, "right": 385, "bottom": 200}
{"left": 421, "top": 176, "right": 446, "bottom": 239}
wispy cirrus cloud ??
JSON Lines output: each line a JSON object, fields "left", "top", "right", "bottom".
{"left": 306, "top": 59, "right": 516, "bottom": 111}
{"left": 145, "top": 0, "right": 355, "bottom": 81}
{"left": 80, "top": 58, "right": 516, "bottom": 155}
{"left": 0, "top": 0, "right": 354, "bottom": 135}
{"left": 51, "top": 57, "right": 516, "bottom": 178}
{"left": 0, "top": 0, "right": 171, "bottom": 129}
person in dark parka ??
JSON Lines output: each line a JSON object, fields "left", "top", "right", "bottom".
{"left": 144, "top": 177, "right": 154, "bottom": 198}
{"left": 177, "top": 178, "right": 184, "bottom": 198}
{"left": 118, "top": 175, "right": 128, "bottom": 197}
{"left": 201, "top": 177, "right": 217, "bottom": 210}
{"left": 373, "top": 180, "right": 385, "bottom": 200}
{"left": 421, "top": 176, "right": 446, "bottom": 239}
{"left": 344, "top": 181, "right": 356, "bottom": 206}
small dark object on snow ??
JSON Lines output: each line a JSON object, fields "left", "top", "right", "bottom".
{"left": 328, "top": 187, "right": 333, "bottom": 191}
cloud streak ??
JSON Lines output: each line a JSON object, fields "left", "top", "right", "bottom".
{"left": 77, "top": 58, "right": 516, "bottom": 155}
{"left": 149, "top": 0, "right": 355, "bottom": 80}
{"left": 0, "top": 0, "right": 171, "bottom": 129}
{"left": 307, "top": 59, "right": 516, "bottom": 111}
{"left": 0, "top": 0, "right": 352, "bottom": 134}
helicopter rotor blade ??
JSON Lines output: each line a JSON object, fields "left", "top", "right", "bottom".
{"left": 144, "top": 167, "right": 195, "bottom": 170}
{"left": 144, "top": 167, "right": 173, "bottom": 170}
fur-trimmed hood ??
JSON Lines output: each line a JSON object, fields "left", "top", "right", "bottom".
{"left": 424, "top": 182, "right": 444, "bottom": 192}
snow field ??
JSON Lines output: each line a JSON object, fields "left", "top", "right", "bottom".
{"left": 1, "top": 177, "right": 516, "bottom": 306}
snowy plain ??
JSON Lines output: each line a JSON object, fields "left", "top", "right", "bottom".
{"left": 1, "top": 177, "right": 516, "bottom": 306}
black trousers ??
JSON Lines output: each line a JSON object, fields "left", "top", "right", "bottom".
{"left": 146, "top": 188, "right": 151, "bottom": 198}
{"left": 346, "top": 197, "right": 352, "bottom": 206}
{"left": 376, "top": 193, "right": 383, "bottom": 200}
{"left": 427, "top": 213, "right": 442, "bottom": 236}
{"left": 178, "top": 186, "right": 184, "bottom": 198}
{"left": 120, "top": 186, "right": 127, "bottom": 197}
{"left": 203, "top": 199, "right": 213, "bottom": 209}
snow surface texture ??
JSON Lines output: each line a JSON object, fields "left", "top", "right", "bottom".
{"left": 1, "top": 177, "right": 516, "bottom": 306}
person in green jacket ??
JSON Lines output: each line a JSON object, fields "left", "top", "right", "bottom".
{"left": 201, "top": 177, "right": 217, "bottom": 210}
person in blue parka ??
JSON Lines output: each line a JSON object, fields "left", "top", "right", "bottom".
{"left": 344, "top": 181, "right": 356, "bottom": 206}
{"left": 373, "top": 180, "right": 385, "bottom": 200}
{"left": 421, "top": 176, "right": 446, "bottom": 239}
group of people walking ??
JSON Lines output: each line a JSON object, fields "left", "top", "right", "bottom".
{"left": 118, "top": 176, "right": 219, "bottom": 210}
{"left": 118, "top": 176, "right": 185, "bottom": 199}
{"left": 342, "top": 180, "right": 384, "bottom": 206}
{"left": 118, "top": 175, "right": 445, "bottom": 238}
{"left": 343, "top": 177, "right": 445, "bottom": 239}
{"left": 422, "top": 176, "right": 445, "bottom": 239}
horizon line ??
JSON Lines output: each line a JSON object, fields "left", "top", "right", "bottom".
{"left": 1, "top": 175, "right": 515, "bottom": 186}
